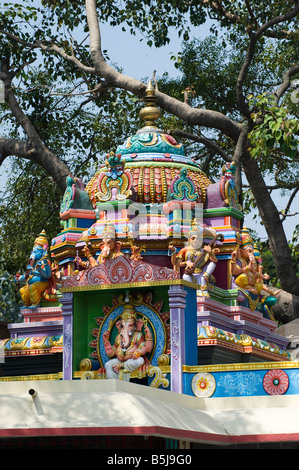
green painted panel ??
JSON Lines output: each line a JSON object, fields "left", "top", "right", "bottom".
{"left": 72, "top": 285, "right": 170, "bottom": 372}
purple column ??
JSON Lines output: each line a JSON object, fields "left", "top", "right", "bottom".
{"left": 61, "top": 292, "right": 73, "bottom": 380}
{"left": 168, "top": 285, "right": 187, "bottom": 394}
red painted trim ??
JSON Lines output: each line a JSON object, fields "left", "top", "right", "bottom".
{"left": 0, "top": 426, "right": 299, "bottom": 444}
{"left": 60, "top": 209, "right": 96, "bottom": 220}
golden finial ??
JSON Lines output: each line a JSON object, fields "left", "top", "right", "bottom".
{"left": 139, "top": 80, "right": 162, "bottom": 132}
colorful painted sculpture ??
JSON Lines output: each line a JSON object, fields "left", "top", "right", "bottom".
{"left": 2, "top": 77, "right": 295, "bottom": 423}
{"left": 92, "top": 152, "right": 133, "bottom": 202}
{"left": 97, "top": 223, "right": 124, "bottom": 264}
{"left": 253, "top": 244, "right": 281, "bottom": 296}
{"left": 74, "top": 238, "right": 97, "bottom": 270}
{"left": 60, "top": 175, "right": 93, "bottom": 214}
{"left": 75, "top": 223, "right": 123, "bottom": 269}
{"left": 15, "top": 230, "right": 54, "bottom": 308}
{"left": 220, "top": 161, "right": 240, "bottom": 208}
{"left": 230, "top": 228, "right": 281, "bottom": 314}
{"left": 170, "top": 221, "right": 223, "bottom": 296}
{"left": 103, "top": 303, "right": 153, "bottom": 380}
{"left": 128, "top": 237, "right": 146, "bottom": 261}
{"left": 231, "top": 228, "right": 263, "bottom": 295}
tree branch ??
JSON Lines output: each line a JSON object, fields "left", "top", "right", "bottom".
{"left": 202, "top": 0, "right": 241, "bottom": 23}
{"left": 0, "top": 28, "right": 95, "bottom": 75}
{"left": 255, "top": 4, "right": 299, "bottom": 38}
{"left": 168, "top": 128, "right": 231, "bottom": 162}
{"left": 280, "top": 186, "right": 299, "bottom": 222}
{"left": 202, "top": 0, "right": 299, "bottom": 39}
{"left": 274, "top": 62, "right": 299, "bottom": 104}
{"left": 1, "top": 60, "right": 42, "bottom": 145}
{"left": 85, "top": 0, "right": 242, "bottom": 141}
{"left": 0, "top": 138, "right": 32, "bottom": 163}
{"left": 236, "top": 33, "right": 257, "bottom": 118}
{"left": 0, "top": 61, "right": 70, "bottom": 191}
{"left": 236, "top": 2, "right": 299, "bottom": 118}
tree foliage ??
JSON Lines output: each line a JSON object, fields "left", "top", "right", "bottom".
{"left": 0, "top": 267, "right": 22, "bottom": 323}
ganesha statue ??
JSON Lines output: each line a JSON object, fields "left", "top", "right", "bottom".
{"left": 103, "top": 303, "right": 153, "bottom": 380}
{"left": 231, "top": 227, "right": 280, "bottom": 313}
{"left": 15, "top": 230, "right": 56, "bottom": 308}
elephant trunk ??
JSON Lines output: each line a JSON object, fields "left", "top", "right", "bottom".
{"left": 120, "top": 329, "right": 130, "bottom": 348}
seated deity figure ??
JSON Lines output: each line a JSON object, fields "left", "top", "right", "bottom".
{"left": 170, "top": 221, "right": 221, "bottom": 297}
{"left": 15, "top": 230, "right": 54, "bottom": 308}
{"left": 75, "top": 223, "right": 123, "bottom": 269}
{"left": 103, "top": 303, "right": 153, "bottom": 380}
{"left": 231, "top": 228, "right": 262, "bottom": 295}
{"left": 253, "top": 244, "right": 281, "bottom": 296}
{"left": 231, "top": 228, "right": 281, "bottom": 314}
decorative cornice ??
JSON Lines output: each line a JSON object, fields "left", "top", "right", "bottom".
{"left": 61, "top": 256, "right": 180, "bottom": 290}
{"left": 1, "top": 335, "right": 63, "bottom": 355}
{"left": 61, "top": 279, "right": 197, "bottom": 293}
{"left": 203, "top": 206, "right": 243, "bottom": 220}
{"left": 0, "top": 372, "right": 63, "bottom": 382}
{"left": 183, "top": 361, "right": 299, "bottom": 373}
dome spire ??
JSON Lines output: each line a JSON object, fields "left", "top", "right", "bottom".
{"left": 138, "top": 79, "right": 162, "bottom": 134}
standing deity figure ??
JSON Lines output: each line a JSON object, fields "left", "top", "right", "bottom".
{"left": 103, "top": 303, "right": 153, "bottom": 380}
{"left": 170, "top": 221, "right": 222, "bottom": 296}
{"left": 75, "top": 223, "right": 123, "bottom": 269}
{"left": 15, "top": 230, "right": 53, "bottom": 308}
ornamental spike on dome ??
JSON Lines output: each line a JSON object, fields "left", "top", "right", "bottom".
{"left": 138, "top": 79, "right": 163, "bottom": 134}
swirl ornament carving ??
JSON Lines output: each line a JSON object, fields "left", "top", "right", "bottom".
{"left": 148, "top": 366, "right": 169, "bottom": 389}
{"left": 79, "top": 358, "right": 92, "bottom": 371}
{"left": 217, "top": 372, "right": 262, "bottom": 396}
{"left": 171, "top": 168, "right": 200, "bottom": 202}
{"left": 81, "top": 370, "right": 97, "bottom": 380}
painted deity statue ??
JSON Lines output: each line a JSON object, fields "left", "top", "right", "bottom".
{"left": 103, "top": 303, "right": 153, "bottom": 380}
{"left": 170, "top": 222, "right": 222, "bottom": 297}
{"left": 15, "top": 230, "right": 54, "bottom": 308}
{"left": 75, "top": 223, "right": 123, "bottom": 269}
{"left": 231, "top": 228, "right": 264, "bottom": 295}
{"left": 231, "top": 227, "right": 281, "bottom": 299}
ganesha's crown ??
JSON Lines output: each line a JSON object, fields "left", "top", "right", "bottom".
{"left": 34, "top": 229, "right": 48, "bottom": 248}
{"left": 121, "top": 304, "right": 137, "bottom": 321}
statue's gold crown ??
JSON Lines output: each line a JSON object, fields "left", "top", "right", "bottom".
{"left": 102, "top": 222, "right": 116, "bottom": 239}
{"left": 240, "top": 227, "right": 253, "bottom": 249}
{"left": 121, "top": 304, "right": 137, "bottom": 321}
{"left": 34, "top": 230, "right": 48, "bottom": 248}
{"left": 187, "top": 219, "right": 202, "bottom": 237}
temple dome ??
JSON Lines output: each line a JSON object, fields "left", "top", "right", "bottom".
{"left": 85, "top": 81, "right": 211, "bottom": 206}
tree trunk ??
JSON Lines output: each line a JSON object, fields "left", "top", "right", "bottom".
{"left": 0, "top": 138, "right": 69, "bottom": 193}
{"left": 242, "top": 153, "right": 299, "bottom": 296}
{"left": 1, "top": 61, "right": 70, "bottom": 193}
